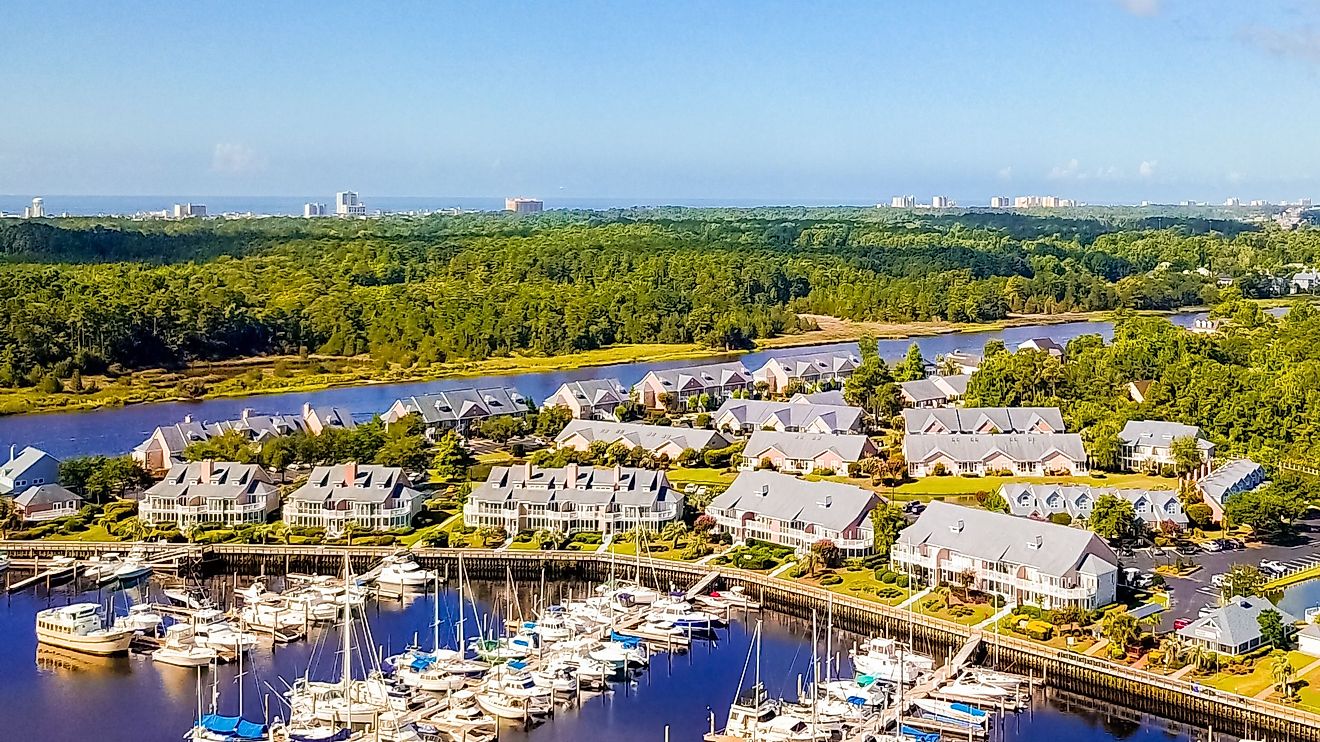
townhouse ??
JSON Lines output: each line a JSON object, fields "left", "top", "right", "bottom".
{"left": 0, "top": 445, "right": 61, "bottom": 496}
{"left": 12, "top": 484, "right": 83, "bottom": 523}
{"left": 139, "top": 461, "right": 280, "bottom": 528}
{"left": 898, "top": 374, "right": 970, "bottom": 409}
{"left": 891, "top": 501, "right": 1119, "bottom": 609}
{"left": 791, "top": 390, "right": 848, "bottom": 406}
{"left": 383, "top": 387, "right": 530, "bottom": 435}
{"left": 284, "top": 463, "right": 425, "bottom": 534}
{"left": 713, "top": 399, "right": 864, "bottom": 435}
{"left": 1197, "top": 459, "right": 1268, "bottom": 521}
{"left": 1000, "top": 483, "right": 1186, "bottom": 526}
{"left": 740, "top": 430, "right": 876, "bottom": 475}
{"left": 463, "top": 462, "right": 682, "bottom": 536}
{"left": 706, "top": 471, "right": 879, "bottom": 555}
{"left": 542, "top": 379, "right": 630, "bottom": 420}
{"left": 1016, "top": 337, "right": 1065, "bottom": 358}
{"left": 632, "top": 362, "right": 753, "bottom": 412}
{"left": 554, "top": 420, "right": 729, "bottom": 459}
{"left": 1117, "top": 420, "right": 1214, "bottom": 473}
{"left": 132, "top": 405, "right": 356, "bottom": 472}
{"left": 902, "top": 407, "right": 1066, "bottom": 435}
{"left": 904, "top": 433, "right": 1088, "bottom": 477}
{"left": 752, "top": 351, "right": 860, "bottom": 395}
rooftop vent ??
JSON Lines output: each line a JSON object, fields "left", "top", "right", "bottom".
{"left": 1028, "top": 534, "right": 1043, "bottom": 549}
{"left": 950, "top": 519, "right": 964, "bottom": 533}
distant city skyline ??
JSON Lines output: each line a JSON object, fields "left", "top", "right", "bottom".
{"left": 3, "top": 1, "right": 1320, "bottom": 202}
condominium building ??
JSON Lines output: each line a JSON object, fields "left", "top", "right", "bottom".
{"left": 989, "top": 196, "right": 1010, "bottom": 208}
{"left": 931, "top": 195, "right": 950, "bottom": 208}
{"left": 740, "top": 430, "right": 876, "bottom": 475}
{"left": 632, "top": 362, "right": 754, "bottom": 412}
{"left": 464, "top": 463, "right": 682, "bottom": 535}
{"left": 172, "top": 203, "right": 206, "bottom": 218}
{"left": 892, "top": 501, "right": 1119, "bottom": 609}
{"left": 1117, "top": 420, "right": 1214, "bottom": 473}
{"left": 335, "top": 191, "right": 367, "bottom": 216}
{"left": 382, "top": 387, "right": 530, "bottom": 435}
{"left": 706, "top": 471, "right": 879, "bottom": 555}
{"left": 0, "top": 445, "right": 61, "bottom": 496}
{"left": 1000, "top": 483, "right": 1186, "bottom": 525}
{"left": 133, "top": 405, "right": 356, "bottom": 473}
{"left": 505, "top": 197, "right": 544, "bottom": 214}
{"left": 139, "top": 461, "right": 279, "bottom": 528}
{"left": 23, "top": 197, "right": 45, "bottom": 218}
{"left": 304, "top": 202, "right": 326, "bottom": 217}
{"left": 284, "top": 463, "right": 424, "bottom": 534}
{"left": 898, "top": 375, "right": 970, "bottom": 408}
{"left": 1196, "top": 459, "right": 1267, "bottom": 521}
{"left": 554, "top": 420, "right": 729, "bottom": 459}
{"left": 714, "top": 399, "right": 864, "bottom": 435}
{"left": 890, "top": 195, "right": 915, "bottom": 208}
{"left": 904, "top": 433, "right": 1087, "bottom": 477}
{"left": 543, "top": 379, "right": 630, "bottom": 420}
{"left": 902, "top": 407, "right": 1066, "bottom": 436}
{"left": 752, "top": 351, "right": 860, "bottom": 395}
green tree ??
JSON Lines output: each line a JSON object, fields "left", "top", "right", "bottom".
{"left": 870, "top": 502, "right": 907, "bottom": 558}
{"left": 1271, "top": 650, "right": 1297, "bottom": 696}
{"left": 1101, "top": 611, "right": 1139, "bottom": 657}
{"left": 432, "top": 431, "right": 474, "bottom": 480}
{"left": 183, "top": 430, "right": 256, "bottom": 463}
{"left": 1090, "top": 494, "right": 1139, "bottom": 542}
{"left": 1225, "top": 482, "right": 1309, "bottom": 543}
{"left": 535, "top": 405, "right": 572, "bottom": 438}
{"left": 374, "top": 422, "right": 431, "bottom": 472}
{"left": 1221, "top": 564, "right": 1267, "bottom": 601}
{"left": 893, "top": 343, "right": 927, "bottom": 382}
{"left": 1169, "top": 436, "right": 1204, "bottom": 475}
{"left": 810, "top": 538, "right": 841, "bottom": 569}
{"left": 1258, "top": 609, "right": 1292, "bottom": 650}
{"left": 980, "top": 491, "right": 1009, "bottom": 514}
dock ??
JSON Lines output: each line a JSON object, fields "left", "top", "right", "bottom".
{"left": 840, "top": 634, "right": 986, "bottom": 742}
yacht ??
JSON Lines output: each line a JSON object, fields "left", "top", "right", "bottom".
{"left": 421, "top": 691, "right": 496, "bottom": 742}
{"left": 912, "top": 698, "right": 989, "bottom": 728}
{"left": 528, "top": 606, "right": 575, "bottom": 642}
{"left": 372, "top": 552, "right": 437, "bottom": 589}
{"left": 705, "top": 585, "right": 760, "bottom": 610}
{"left": 153, "top": 625, "right": 219, "bottom": 667}
{"left": 475, "top": 662, "right": 553, "bottom": 720}
{"left": 724, "top": 683, "right": 833, "bottom": 742}
{"left": 35, "top": 603, "right": 134, "bottom": 655}
{"left": 191, "top": 609, "right": 259, "bottom": 652}
{"left": 646, "top": 599, "right": 724, "bottom": 631}
{"left": 113, "top": 603, "right": 165, "bottom": 635}
{"left": 468, "top": 632, "right": 539, "bottom": 663}
{"left": 112, "top": 548, "right": 153, "bottom": 583}
{"left": 596, "top": 579, "right": 660, "bottom": 606}
{"left": 0, "top": 551, "right": 9, "bottom": 572}
{"left": 392, "top": 651, "right": 471, "bottom": 692}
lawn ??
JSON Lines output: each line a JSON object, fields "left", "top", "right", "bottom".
{"left": 607, "top": 540, "right": 700, "bottom": 561}
{"left": 667, "top": 468, "right": 737, "bottom": 487}
{"left": 913, "top": 590, "right": 997, "bottom": 625}
{"left": 891, "top": 472, "right": 1179, "bottom": 498}
{"left": 508, "top": 540, "right": 544, "bottom": 551}
{"left": 46, "top": 524, "right": 119, "bottom": 542}
{"left": 803, "top": 569, "right": 910, "bottom": 606}
{"left": 1202, "top": 651, "right": 1312, "bottom": 699}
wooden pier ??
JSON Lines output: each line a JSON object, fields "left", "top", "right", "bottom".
{"left": 3, "top": 540, "right": 1320, "bottom": 740}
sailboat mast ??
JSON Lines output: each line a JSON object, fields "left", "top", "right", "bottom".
{"left": 456, "top": 553, "right": 465, "bottom": 649}
{"left": 432, "top": 575, "right": 440, "bottom": 652}
{"left": 342, "top": 555, "right": 353, "bottom": 730}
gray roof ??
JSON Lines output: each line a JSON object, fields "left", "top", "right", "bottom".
{"left": 471, "top": 463, "right": 678, "bottom": 509}
{"left": 1177, "top": 597, "right": 1298, "bottom": 648}
{"left": 391, "top": 387, "right": 529, "bottom": 425}
{"left": 305, "top": 405, "right": 357, "bottom": 430}
{"left": 757, "top": 351, "right": 860, "bottom": 378}
{"left": 744, "top": 430, "right": 874, "bottom": 462}
{"left": 898, "top": 501, "right": 1118, "bottom": 578}
{"left": 544, "top": 379, "right": 629, "bottom": 410}
{"left": 715, "top": 399, "right": 863, "bottom": 433}
{"left": 791, "top": 390, "right": 848, "bottom": 406}
{"left": 636, "top": 362, "right": 752, "bottom": 394}
{"left": 288, "top": 464, "right": 421, "bottom": 506}
{"left": 209, "top": 413, "right": 307, "bottom": 439}
{"left": 709, "top": 471, "right": 878, "bottom": 532}
{"left": 145, "top": 462, "right": 277, "bottom": 505}
{"left": 899, "top": 378, "right": 946, "bottom": 404}
{"left": 1018, "top": 337, "right": 1065, "bottom": 354}
{"left": 1197, "top": 459, "right": 1266, "bottom": 502}
{"left": 555, "top": 420, "right": 728, "bottom": 452}
{"left": 0, "top": 446, "right": 59, "bottom": 482}
{"left": 1001, "top": 483, "right": 1186, "bottom": 525}
{"left": 14, "top": 484, "right": 82, "bottom": 509}
{"left": 904, "top": 433, "right": 1086, "bottom": 465}
{"left": 903, "top": 407, "right": 1066, "bottom": 435}
{"left": 1119, "top": 420, "right": 1212, "bottom": 449}
{"left": 934, "top": 374, "right": 970, "bottom": 397}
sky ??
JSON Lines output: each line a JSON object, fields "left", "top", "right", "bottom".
{"left": 2, "top": 0, "right": 1320, "bottom": 204}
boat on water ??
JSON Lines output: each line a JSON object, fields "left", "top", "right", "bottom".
{"left": 35, "top": 603, "right": 134, "bottom": 655}
{"left": 418, "top": 690, "right": 496, "bottom": 742}
{"left": 372, "top": 551, "right": 437, "bottom": 589}
{"left": 596, "top": 579, "right": 660, "bottom": 606}
{"left": 911, "top": 698, "right": 989, "bottom": 728}
{"left": 703, "top": 585, "right": 760, "bottom": 610}
{"left": 468, "top": 631, "right": 540, "bottom": 663}
{"left": 153, "top": 625, "right": 220, "bottom": 668}
{"left": 113, "top": 603, "right": 165, "bottom": 635}
{"left": 191, "top": 609, "right": 259, "bottom": 652}
{"left": 646, "top": 599, "right": 724, "bottom": 632}
{"left": 939, "top": 680, "right": 1013, "bottom": 699}
{"left": 724, "top": 682, "right": 834, "bottom": 742}
{"left": 189, "top": 714, "right": 269, "bottom": 742}
{"left": 0, "top": 551, "right": 9, "bottom": 572}
{"left": 475, "top": 662, "right": 553, "bottom": 720}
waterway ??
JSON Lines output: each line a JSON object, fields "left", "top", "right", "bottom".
{"left": 0, "top": 313, "right": 1211, "bottom": 460}
{"left": 0, "top": 576, "right": 1210, "bottom": 742}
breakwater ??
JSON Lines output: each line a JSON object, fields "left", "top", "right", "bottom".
{"left": 4, "top": 540, "right": 1318, "bottom": 741}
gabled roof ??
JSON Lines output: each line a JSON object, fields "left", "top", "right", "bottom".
{"left": 899, "top": 378, "right": 946, "bottom": 404}
{"left": 744, "top": 430, "right": 873, "bottom": 462}
{"left": 555, "top": 420, "right": 727, "bottom": 453}
{"left": 757, "top": 351, "right": 860, "bottom": 378}
{"left": 636, "top": 362, "right": 752, "bottom": 393}
{"left": 545, "top": 379, "right": 629, "bottom": 409}
{"left": 715, "top": 399, "right": 863, "bottom": 433}
{"left": 0, "top": 446, "right": 59, "bottom": 482}
{"left": 1197, "top": 459, "right": 1266, "bottom": 502}
{"left": 1177, "top": 597, "right": 1298, "bottom": 648}
{"left": 305, "top": 405, "right": 357, "bottom": 430}
{"left": 1018, "top": 337, "right": 1065, "bottom": 354}
{"left": 393, "top": 387, "right": 529, "bottom": 425}
{"left": 897, "top": 501, "right": 1118, "bottom": 578}
{"left": 791, "top": 390, "right": 848, "bottom": 406}
{"left": 471, "top": 463, "right": 677, "bottom": 509}
{"left": 931, "top": 374, "right": 970, "bottom": 397}
{"left": 1119, "top": 420, "right": 1212, "bottom": 449}
{"left": 145, "top": 461, "right": 277, "bottom": 505}
{"left": 14, "top": 484, "right": 82, "bottom": 509}
{"left": 902, "top": 407, "right": 1066, "bottom": 435}
{"left": 288, "top": 464, "right": 420, "bottom": 505}
{"left": 903, "top": 433, "right": 1086, "bottom": 465}
{"left": 1000, "top": 483, "right": 1185, "bottom": 524}
{"left": 709, "top": 471, "right": 878, "bottom": 533}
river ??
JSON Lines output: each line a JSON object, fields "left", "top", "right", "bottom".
{"left": 0, "top": 576, "right": 1209, "bottom": 742}
{"left": 0, "top": 313, "right": 1211, "bottom": 460}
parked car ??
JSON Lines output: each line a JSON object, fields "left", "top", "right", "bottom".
{"left": 1200, "top": 540, "right": 1223, "bottom": 553}
{"left": 1174, "top": 618, "right": 1191, "bottom": 630}
{"left": 1175, "top": 543, "right": 1199, "bottom": 556}
{"left": 1226, "top": 538, "right": 1246, "bottom": 550}
{"left": 1210, "top": 573, "right": 1227, "bottom": 587}
{"left": 1134, "top": 572, "right": 1157, "bottom": 589}
{"left": 1260, "top": 560, "right": 1287, "bottom": 576}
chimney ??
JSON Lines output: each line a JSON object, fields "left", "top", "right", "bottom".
{"left": 565, "top": 462, "right": 579, "bottom": 487}
{"left": 760, "top": 484, "right": 769, "bottom": 496}
{"left": 1029, "top": 534, "right": 1043, "bottom": 549}
{"left": 344, "top": 462, "right": 358, "bottom": 486}
{"left": 201, "top": 460, "right": 213, "bottom": 481}
{"left": 614, "top": 463, "right": 623, "bottom": 490}
{"left": 302, "top": 402, "right": 312, "bottom": 419}
{"left": 7, "top": 444, "right": 14, "bottom": 463}
{"left": 823, "top": 495, "right": 832, "bottom": 508}
{"left": 521, "top": 461, "right": 533, "bottom": 486}
{"left": 241, "top": 408, "right": 254, "bottom": 420}
{"left": 950, "top": 519, "right": 964, "bottom": 533}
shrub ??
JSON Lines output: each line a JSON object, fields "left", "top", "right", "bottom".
{"left": 895, "top": 575, "right": 909, "bottom": 588}
{"left": 1159, "top": 464, "right": 1177, "bottom": 478}
{"left": 879, "top": 570, "right": 898, "bottom": 584}
{"left": 1048, "top": 512, "right": 1073, "bottom": 526}
{"left": 820, "top": 574, "right": 844, "bottom": 586}
{"left": 510, "top": 443, "right": 526, "bottom": 458}
{"left": 932, "top": 463, "right": 950, "bottom": 476}
{"left": 1025, "top": 620, "right": 1054, "bottom": 641}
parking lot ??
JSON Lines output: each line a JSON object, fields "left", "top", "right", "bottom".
{"left": 1123, "top": 523, "right": 1320, "bottom": 630}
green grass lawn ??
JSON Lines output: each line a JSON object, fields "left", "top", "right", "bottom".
{"left": 607, "top": 540, "right": 698, "bottom": 561}
{"left": 807, "top": 569, "right": 910, "bottom": 605}
{"left": 913, "top": 590, "right": 997, "bottom": 625}
{"left": 667, "top": 467, "right": 737, "bottom": 487}
{"left": 890, "top": 472, "right": 1179, "bottom": 498}
{"left": 1203, "top": 651, "right": 1312, "bottom": 698}
{"left": 46, "top": 524, "right": 119, "bottom": 542}
{"left": 508, "top": 540, "right": 543, "bottom": 551}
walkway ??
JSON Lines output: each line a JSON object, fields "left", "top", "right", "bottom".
{"left": 896, "top": 587, "right": 932, "bottom": 609}
{"left": 1083, "top": 638, "right": 1111, "bottom": 657}
{"left": 769, "top": 561, "right": 796, "bottom": 578}
{"left": 974, "top": 602, "right": 1016, "bottom": 630}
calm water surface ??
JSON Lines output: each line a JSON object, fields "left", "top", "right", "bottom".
{"left": 0, "top": 576, "right": 1207, "bottom": 742}
{"left": 0, "top": 314, "right": 1208, "bottom": 459}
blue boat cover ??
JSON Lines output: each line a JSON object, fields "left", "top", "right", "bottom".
{"left": 508, "top": 659, "right": 529, "bottom": 670}
{"left": 610, "top": 632, "right": 641, "bottom": 648}
{"left": 847, "top": 696, "right": 867, "bottom": 706}
{"left": 200, "top": 714, "right": 267, "bottom": 740}
{"left": 950, "top": 702, "right": 986, "bottom": 717}
{"left": 901, "top": 725, "right": 940, "bottom": 742}
{"left": 409, "top": 655, "right": 436, "bottom": 671}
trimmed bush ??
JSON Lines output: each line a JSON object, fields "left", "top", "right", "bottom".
{"left": 895, "top": 575, "right": 909, "bottom": 588}
{"left": 820, "top": 574, "right": 844, "bottom": 586}
{"left": 1025, "top": 619, "right": 1055, "bottom": 641}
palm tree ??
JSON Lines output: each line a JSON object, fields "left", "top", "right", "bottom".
{"left": 660, "top": 521, "right": 689, "bottom": 545}
{"left": 0, "top": 497, "right": 22, "bottom": 539}
{"left": 799, "top": 550, "right": 822, "bottom": 578}
{"left": 118, "top": 516, "right": 149, "bottom": 542}
{"left": 1271, "top": 651, "right": 1296, "bottom": 697}
{"left": 1183, "top": 643, "right": 1211, "bottom": 674}
{"left": 1158, "top": 636, "right": 1185, "bottom": 670}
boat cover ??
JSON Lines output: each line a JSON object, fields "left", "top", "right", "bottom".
{"left": 846, "top": 696, "right": 867, "bottom": 706}
{"left": 290, "top": 728, "right": 352, "bottom": 742}
{"left": 409, "top": 655, "right": 436, "bottom": 671}
{"left": 901, "top": 725, "right": 940, "bottom": 742}
{"left": 508, "top": 660, "right": 529, "bottom": 670}
{"left": 199, "top": 714, "right": 268, "bottom": 740}
{"left": 950, "top": 702, "right": 986, "bottom": 717}
{"left": 609, "top": 632, "right": 641, "bottom": 648}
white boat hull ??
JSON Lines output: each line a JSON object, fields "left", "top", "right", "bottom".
{"left": 36, "top": 628, "right": 133, "bottom": 656}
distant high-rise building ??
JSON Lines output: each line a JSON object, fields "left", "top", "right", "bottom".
{"left": 1300, "top": 199, "right": 1313, "bottom": 207}
{"left": 989, "top": 196, "right": 1009, "bottom": 208}
{"left": 890, "top": 195, "right": 915, "bottom": 208}
{"left": 304, "top": 202, "right": 326, "bottom": 217}
{"left": 23, "top": 197, "right": 45, "bottom": 218}
{"left": 336, "top": 191, "right": 366, "bottom": 216}
{"left": 1224, "top": 197, "right": 1241, "bottom": 207}
{"left": 930, "top": 195, "right": 950, "bottom": 208}
{"left": 505, "top": 197, "right": 544, "bottom": 214}
{"left": 1249, "top": 199, "right": 1268, "bottom": 207}
{"left": 172, "top": 203, "right": 206, "bottom": 218}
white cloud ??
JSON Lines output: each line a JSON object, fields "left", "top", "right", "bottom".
{"left": 997, "top": 165, "right": 1013, "bottom": 180}
{"left": 211, "top": 142, "right": 266, "bottom": 175}
{"left": 1139, "top": 160, "right": 1158, "bottom": 178}
{"left": 1048, "top": 159, "right": 1080, "bottom": 180}
{"left": 1116, "top": 0, "right": 1160, "bottom": 17}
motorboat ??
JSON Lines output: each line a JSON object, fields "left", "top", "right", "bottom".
{"left": 850, "top": 637, "right": 933, "bottom": 684}
{"left": 468, "top": 632, "right": 539, "bottom": 663}
{"left": 0, "top": 552, "right": 9, "bottom": 572}
{"left": 392, "top": 651, "right": 470, "bottom": 692}
{"left": 646, "top": 600, "right": 723, "bottom": 631}
{"left": 608, "top": 632, "right": 651, "bottom": 667}
{"left": 912, "top": 699, "right": 989, "bottom": 728}
{"left": 531, "top": 663, "right": 579, "bottom": 694}
{"left": 961, "top": 669, "right": 1025, "bottom": 691}
{"left": 34, "top": 603, "right": 134, "bottom": 655}
{"left": 723, "top": 683, "right": 834, "bottom": 742}
{"left": 596, "top": 580, "right": 660, "bottom": 606}
{"left": 372, "top": 552, "right": 437, "bottom": 589}
{"left": 191, "top": 609, "right": 259, "bottom": 652}
{"left": 822, "top": 676, "right": 891, "bottom": 708}
{"left": 190, "top": 714, "right": 269, "bottom": 742}
{"left": 113, "top": 603, "right": 165, "bottom": 635}
{"left": 529, "top": 606, "right": 575, "bottom": 642}
{"left": 153, "top": 625, "right": 219, "bottom": 668}
{"left": 421, "top": 691, "right": 496, "bottom": 742}
{"left": 475, "top": 663, "right": 553, "bottom": 720}
{"left": 707, "top": 585, "right": 760, "bottom": 610}
{"left": 112, "top": 549, "right": 153, "bottom": 583}
{"left": 940, "top": 680, "right": 1014, "bottom": 699}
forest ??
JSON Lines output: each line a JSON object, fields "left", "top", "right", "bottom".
{"left": 1, "top": 209, "right": 1318, "bottom": 391}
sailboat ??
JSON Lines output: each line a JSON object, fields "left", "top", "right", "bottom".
{"left": 721, "top": 620, "right": 834, "bottom": 742}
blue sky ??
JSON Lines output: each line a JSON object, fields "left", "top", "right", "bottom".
{"left": 2, "top": 0, "right": 1319, "bottom": 203}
